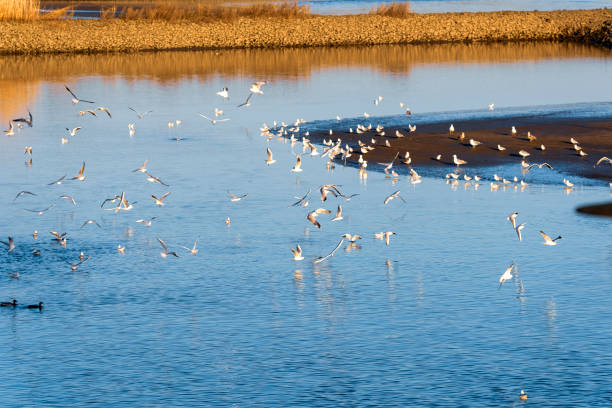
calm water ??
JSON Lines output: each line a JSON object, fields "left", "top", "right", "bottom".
{"left": 1, "top": 43, "right": 611, "bottom": 406}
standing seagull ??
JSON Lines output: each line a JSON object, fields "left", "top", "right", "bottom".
{"left": 540, "top": 231, "right": 562, "bottom": 246}
{"left": 65, "top": 85, "right": 95, "bottom": 104}
{"left": 453, "top": 154, "right": 467, "bottom": 168}
{"left": 216, "top": 87, "right": 229, "bottom": 99}
{"left": 157, "top": 238, "right": 179, "bottom": 258}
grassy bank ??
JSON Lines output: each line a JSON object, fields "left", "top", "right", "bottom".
{"left": 0, "top": 9, "right": 610, "bottom": 55}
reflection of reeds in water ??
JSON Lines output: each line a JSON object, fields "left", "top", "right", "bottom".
{"left": 0, "top": 42, "right": 607, "bottom": 84}
{"left": 0, "top": 80, "right": 40, "bottom": 124}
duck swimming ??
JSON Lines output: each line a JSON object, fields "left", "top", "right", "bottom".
{"left": 1, "top": 299, "right": 17, "bottom": 307}
{"left": 27, "top": 302, "right": 43, "bottom": 309}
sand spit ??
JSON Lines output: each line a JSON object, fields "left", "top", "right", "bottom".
{"left": 0, "top": 9, "right": 610, "bottom": 55}
{"left": 308, "top": 116, "right": 612, "bottom": 180}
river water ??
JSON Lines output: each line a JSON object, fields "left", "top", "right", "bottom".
{"left": 1, "top": 42, "right": 611, "bottom": 406}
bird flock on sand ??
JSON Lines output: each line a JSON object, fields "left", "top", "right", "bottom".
{"left": 3, "top": 84, "right": 612, "bottom": 399}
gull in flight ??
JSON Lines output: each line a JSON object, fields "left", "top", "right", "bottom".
{"left": 540, "top": 231, "right": 562, "bottom": 246}
{"left": 384, "top": 190, "right": 406, "bottom": 205}
{"left": 525, "top": 162, "right": 553, "bottom": 172}
{"left": 228, "top": 191, "right": 247, "bottom": 202}
{"left": 136, "top": 217, "right": 157, "bottom": 227}
{"left": 129, "top": 107, "right": 153, "bottom": 119}
{"left": 0, "top": 237, "right": 15, "bottom": 253}
{"left": 157, "top": 238, "right": 179, "bottom": 258}
{"left": 331, "top": 205, "right": 343, "bottom": 221}
{"left": 595, "top": 156, "right": 612, "bottom": 166}
{"left": 96, "top": 107, "right": 112, "bottom": 118}
{"left": 70, "top": 161, "right": 86, "bottom": 181}
{"left": 265, "top": 148, "right": 276, "bottom": 165}
{"left": 60, "top": 195, "right": 77, "bottom": 206}
{"left": 145, "top": 172, "right": 169, "bottom": 186}
{"left": 65, "top": 85, "right": 95, "bottom": 104}
{"left": 13, "top": 191, "right": 37, "bottom": 201}
{"left": 291, "top": 244, "right": 304, "bottom": 261}
{"left": 25, "top": 204, "right": 55, "bottom": 215}
{"left": 290, "top": 189, "right": 311, "bottom": 207}
{"left": 375, "top": 231, "right": 396, "bottom": 246}
{"left": 515, "top": 223, "right": 526, "bottom": 242}
{"left": 237, "top": 93, "right": 253, "bottom": 108}
{"left": 3, "top": 122, "right": 15, "bottom": 136}
{"left": 250, "top": 81, "right": 267, "bottom": 95}
{"left": 199, "top": 113, "right": 230, "bottom": 125}
{"left": 179, "top": 240, "right": 199, "bottom": 255}
{"left": 49, "top": 231, "right": 67, "bottom": 245}
{"left": 132, "top": 160, "right": 148, "bottom": 173}
{"left": 306, "top": 208, "right": 331, "bottom": 229}
{"left": 341, "top": 234, "right": 362, "bottom": 242}
{"left": 453, "top": 154, "right": 467, "bottom": 168}
{"left": 67, "top": 127, "right": 82, "bottom": 137}
{"left": 152, "top": 192, "right": 170, "bottom": 206}
{"left": 13, "top": 111, "right": 33, "bottom": 127}
{"left": 507, "top": 212, "right": 518, "bottom": 229}
{"left": 313, "top": 238, "right": 344, "bottom": 264}
{"left": 216, "top": 87, "right": 229, "bottom": 99}
{"left": 81, "top": 220, "right": 102, "bottom": 228}
{"left": 499, "top": 263, "right": 514, "bottom": 288}
{"left": 79, "top": 109, "right": 96, "bottom": 117}
{"left": 291, "top": 155, "right": 303, "bottom": 172}
{"left": 63, "top": 256, "right": 90, "bottom": 271}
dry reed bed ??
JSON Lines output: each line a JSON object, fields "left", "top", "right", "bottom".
{"left": 0, "top": 9, "right": 610, "bottom": 55}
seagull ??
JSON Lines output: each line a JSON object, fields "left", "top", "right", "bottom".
{"left": 489, "top": 103, "right": 494, "bottom": 111}
{"left": 497, "top": 144, "right": 506, "bottom": 151}
{"left": 384, "top": 190, "right": 406, "bottom": 205}
{"left": 563, "top": 179, "right": 574, "bottom": 188}
{"left": 3, "top": 122, "right": 15, "bottom": 136}
{"left": 199, "top": 113, "right": 230, "bottom": 125}
{"left": 157, "top": 238, "right": 179, "bottom": 258}
{"left": 515, "top": 223, "right": 526, "bottom": 242}
{"left": 145, "top": 172, "right": 169, "bottom": 186}
{"left": 79, "top": 110, "right": 96, "bottom": 117}
{"left": 499, "top": 264, "right": 514, "bottom": 288}
{"left": 511, "top": 126, "right": 517, "bottom": 136}
{"left": 449, "top": 124, "right": 455, "bottom": 134}
{"left": 313, "top": 238, "right": 344, "bottom": 264}
{"left": 152, "top": 192, "right": 170, "bottom": 206}
{"left": 13, "top": 191, "right": 37, "bottom": 201}
{"left": 128, "top": 124, "right": 135, "bottom": 137}
{"left": 306, "top": 208, "right": 331, "bottom": 229}
{"left": 237, "top": 93, "right": 253, "bottom": 108}
{"left": 24, "top": 204, "right": 55, "bottom": 215}
{"left": 291, "top": 244, "right": 304, "bottom": 261}
{"left": 518, "top": 150, "right": 530, "bottom": 158}
{"left": 290, "top": 189, "right": 311, "bottom": 207}
{"left": 49, "top": 231, "right": 67, "bottom": 242}
{"left": 60, "top": 195, "right": 77, "bottom": 206}
{"left": 540, "top": 231, "right": 562, "bottom": 246}
{"left": 0, "top": 237, "right": 15, "bottom": 252}
{"left": 70, "top": 161, "right": 86, "bottom": 181}
{"left": 595, "top": 156, "right": 612, "bottom": 166}
{"left": 570, "top": 137, "right": 579, "bottom": 144}
{"left": 375, "top": 231, "right": 396, "bottom": 246}
{"left": 228, "top": 191, "right": 247, "bottom": 202}
{"left": 136, "top": 217, "right": 157, "bottom": 227}
{"left": 179, "top": 240, "right": 199, "bottom": 255}
{"left": 132, "top": 160, "right": 148, "bottom": 173}
{"left": 341, "top": 234, "right": 362, "bottom": 242}
{"left": 117, "top": 245, "right": 126, "bottom": 254}
{"left": 64, "top": 256, "right": 90, "bottom": 271}
{"left": 507, "top": 212, "right": 518, "bottom": 229}
{"left": 81, "top": 220, "right": 101, "bottom": 228}
{"left": 13, "top": 111, "right": 33, "bottom": 127}
{"left": 67, "top": 127, "right": 82, "bottom": 137}
{"left": 250, "top": 81, "right": 267, "bottom": 94}
{"left": 469, "top": 138, "right": 482, "bottom": 148}
{"left": 525, "top": 162, "right": 553, "bottom": 172}
{"left": 291, "top": 155, "right": 303, "bottom": 172}
{"left": 331, "top": 205, "right": 343, "bottom": 221}
{"left": 65, "top": 85, "right": 95, "bottom": 104}
{"left": 453, "top": 154, "right": 467, "bottom": 167}
{"left": 519, "top": 390, "right": 528, "bottom": 401}
{"left": 265, "top": 148, "right": 276, "bottom": 165}
{"left": 216, "top": 87, "right": 229, "bottom": 99}
{"left": 96, "top": 107, "right": 112, "bottom": 118}
{"left": 129, "top": 107, "right": 152, "bottom": 119}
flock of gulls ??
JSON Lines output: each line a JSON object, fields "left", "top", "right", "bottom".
{"left": 2, "top": 81, "right": 611, "bottom": 401}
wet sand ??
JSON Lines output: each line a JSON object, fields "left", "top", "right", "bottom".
{"left": 0, "top": 9, "right": 610, "bottom": 55}
{"left": 309, "top": 116, "right": 612, "bottom": 180}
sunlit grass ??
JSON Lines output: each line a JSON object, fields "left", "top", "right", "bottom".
{"left": 371, "top": 2, "right": 411, "bottom": 17}
{"left": 0, "top": 0, "right": 40, "bottom": 21}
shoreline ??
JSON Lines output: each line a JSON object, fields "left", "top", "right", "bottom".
{"left": 0, "top": 9, "right": 610, "bottom": 55}
{"left": 308, "top": 115, "right": 612, "bottom": 181}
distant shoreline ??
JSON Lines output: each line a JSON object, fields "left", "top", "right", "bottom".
{"left": 308, "top": 115, "right": 612, "bottom": 181}
{"left": 0, "top": 9, "right": 610, "bottom": 55}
